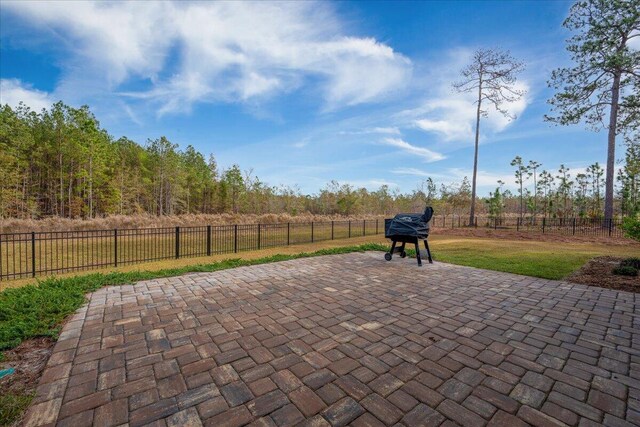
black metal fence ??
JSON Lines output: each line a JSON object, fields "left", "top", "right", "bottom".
{"left": 0, "top": 220, "right": 383, "bottom": 281}
{"left": 0, "top": 216, "right": 627, "bottom": 281}
{"left": 432, "top": 215, "right": 625, "bottom": 238}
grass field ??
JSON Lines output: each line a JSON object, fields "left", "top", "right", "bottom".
{"left": 428, "top": 235, "right": 640, "bottom": 279}
{"left": 3, "top": 233, "right": 638, "bottom": 290}
{"left": 0, "top": 221, "right": 378, "bottom": 281}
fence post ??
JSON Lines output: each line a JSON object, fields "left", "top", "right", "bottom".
{"left": 207, "top": 225, "right": 211, "bottom": 256}
{"left": 609, "top": 218, "right": 613, "bottom": 237}
{"left": 258, "top": 224, "right": 261, "bottom": 250}
{"left": 376, "top": 219, "right": 379, "bottom": 234}
{"left": 363, "top": 220, "right": 366, "bottom": 236}
{"left": 331, "top": 221, "right": 334, "bottom": 240}
{"left": 475, "top": 216, "right": 478, "bottom": 228}
{"left": 517, "top": 217, "right": 520, "bottom": 232}
{"left": 542, "top": 218, "right": 546, "bottom": 233}
{"left": 572, "top": 218, "right": 576, "bottom": 235}
{"left": 287, "top": 223, "right": 290, "bottom": 245}
{"left": 311, "top": 222, "right": 314, "bottom": 243}
{"left": 234, "top": 225, "right": 238, "bottom": 253}
{"left": 175, "top": 227, "right": 180, "bottom": 259}
{"left": 31, "top": 231, "right": 36, "bottom": 277}
{"left": 348, "top": 220, "right": 351, "bottom": 238}
{"left": 114, "top": 229, "right": 118, "bottom": 267}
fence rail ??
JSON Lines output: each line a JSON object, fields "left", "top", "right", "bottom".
{"left": 0, "top": 216, "right": 626, "bottom": 281}
{"left": 0, "top": 220, "right": 383, "bottom": 281}
{"left": 431, "top": 215, "right": 625, "bottom": 238}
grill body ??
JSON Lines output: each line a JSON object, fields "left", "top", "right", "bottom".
{"left": 384, "top": 207, "right": 433, "bottom": 266}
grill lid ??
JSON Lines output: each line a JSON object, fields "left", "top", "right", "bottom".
{"left": 385, "top": 206, "right": 433, "bottom": 238}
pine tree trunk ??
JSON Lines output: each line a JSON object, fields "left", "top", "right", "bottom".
{"left": 469, "top": 83, "right": 482, "bottom": 226}
{"left": 519, "top": 179, "right": 523, "bottom": 220}
{"left": 604, "top": 71, "right": 621, "bottom": 220}
{"left": 533, "top": 170, "right": 537, "bottom": 218}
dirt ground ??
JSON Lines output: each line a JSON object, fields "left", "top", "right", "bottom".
{"left": 431, "top": 226, "right": 635, "bottom": 246}
{"left": 1, "top": 337, "right": 53, "bottom": 394}
{"left": 567, "top": 256, "right": 640, "bottom": 293}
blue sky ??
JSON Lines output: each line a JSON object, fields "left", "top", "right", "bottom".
{"left": 1, "top": 1, "right": 634, "bottom": 195}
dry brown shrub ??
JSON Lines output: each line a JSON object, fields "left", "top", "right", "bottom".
{"left": 0, "top": 213, "right": 386, "bottom": 233}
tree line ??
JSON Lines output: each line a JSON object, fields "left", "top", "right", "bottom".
{"left": 487, "top": 138, "right": 640, "bottom": 222}
{"left": 0, "top": 101, "right": 408, "bottom": 219}
{"left": 1, "top": 101, "right": 638, "bottom": 221}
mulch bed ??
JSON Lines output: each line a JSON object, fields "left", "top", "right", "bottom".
{"left": 1, "top": 337, "right": 54, "bottom": 392}
{"left": 567, "top": 256, "right": 640, "bottom": 293}
{"left": 0, "top": 337, "right": 55, "bottom": 424}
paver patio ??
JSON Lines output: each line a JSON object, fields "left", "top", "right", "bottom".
{"left": 23, "top": 252, "right": 639, "bottom": 427}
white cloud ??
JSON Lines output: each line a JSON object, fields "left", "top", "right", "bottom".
{"left": 0, "top": 79, "right": 53, "bottom": 112}
{"left": 415, "top": 105, "right": 474, "bottom": 141}
{"left": 446, "top": 168, "right": 515, "bottom": 188}
{"left": 393, "top": 167, "right": 515, "bottom": 189}
{"left": 381, "top": 138, "right": 445, "bottom": 162}
{"left": 391, "top": 167, "right": 431, "bottom": 178}
{"left": 339, "top": 126, "right": 401, "bottom": 136}
{"left": 292, "top": 138, "right": 310, "bottom": 148}
{"left": 398, "top": 50, "right": 529, "bottom": 143}
{"left": 370, "top": 127, "right": 401, "bottom": 135}
{"left": 3, "top": 1, "right": 411, "bottom": 114}
{"left": 629, "top": 30, "right": 640, "bottom": 50}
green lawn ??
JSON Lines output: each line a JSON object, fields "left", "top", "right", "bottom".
{"left": 0, "top": 392, "right": 32, "bottom": 427}
{"left": 428, "top": 235, "right": 640, "bottom": 279}
{"left": 429, "top": 247, "right": 594, "bottom": 279}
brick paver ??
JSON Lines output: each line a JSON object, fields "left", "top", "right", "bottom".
{"left": 23, "top": 252, "right": 640, "bottom": 426}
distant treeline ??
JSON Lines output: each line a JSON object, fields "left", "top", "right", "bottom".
{"left": 1, "top": 102, "right": 638, "bottom": 220}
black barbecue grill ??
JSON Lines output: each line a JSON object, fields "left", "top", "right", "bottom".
{"left": 384, "top": 206, "right": 434, "bottom": 266}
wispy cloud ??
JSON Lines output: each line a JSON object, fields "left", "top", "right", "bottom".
{"left": 292, "top": 138, "right": 310, "bottom": 148}
{"left": 393, "top": 167, "right": 515, "bottom": 189}
{"left": 0, "top": 79, "right": 54, "bottom": 112}
{"left": 339, "top": 126, "right": 401, "bottom": 136}
{"left": 397, "top": 49, "right": 530, "bottom": 143}
{"left": 381, "top": 138, "right": 445, "bottom": 162}
{"left": 629, "top": 30, "right": 640, "bottom": 50}
{"left": 370, "top": 127, "right": 401, "bottom": 135}
{"left": 415, "top": 114, "right": 474, "bottom": 142}
{"left": 3, "top": 1, "right": 411, "bottom": 115}
{"left": 391, "top": 167, "right": 432, "bottom": 178}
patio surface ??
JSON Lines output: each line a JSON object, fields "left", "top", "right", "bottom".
{"left": 23, "top": 252, "right": 639, "bottom": 427}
